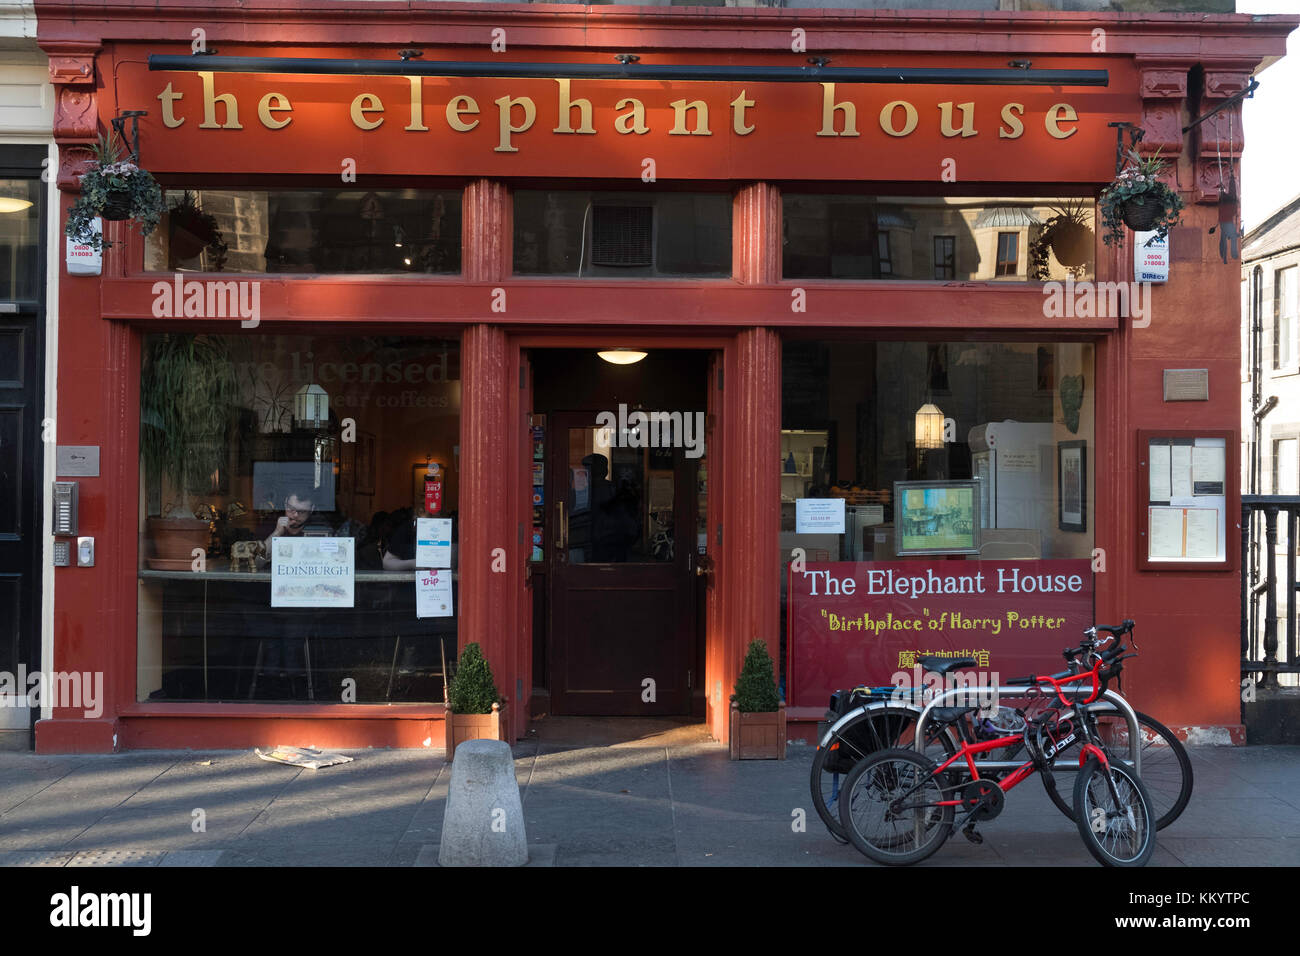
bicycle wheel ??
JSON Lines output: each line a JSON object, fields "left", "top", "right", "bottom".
{"left": 1073, "top": 755, "right": 1156, "bottom": 867}
{"left": 811, "top": 706, "right": 957, "bottom": 844}
{"left": 1043, "top": 708, "right": 1192, "bottom": 830}
{"left": 839, "top": 747, "right": 955, "bottom": 866}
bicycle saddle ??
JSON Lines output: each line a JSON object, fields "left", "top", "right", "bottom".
{"left": 917, "top": 656, "right": 977, "bottom": 676}
{"left": 931, "top": 706, "right": 978, "bottom": 724}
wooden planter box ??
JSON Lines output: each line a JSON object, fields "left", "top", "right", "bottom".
{"left": 444, "top": 701, "right": 506, "bottom": 760}
{"left": 729, "top": 701, "right": 787, "bottom": 760}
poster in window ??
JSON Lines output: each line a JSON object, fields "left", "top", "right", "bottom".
{"left": 270, "top": 537, "right": 354, "bottom": 608}
{"left": 1058, "top": 441, "right": 1087, "bottom": 532}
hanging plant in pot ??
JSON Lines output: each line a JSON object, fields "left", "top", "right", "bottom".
{"left": 1099, "top": 148, "right": 1184, "bottom": 246}
{"left": 167, "top": 190, "right": 228, "bottom": 268}
{"left": 1028, "top": 201, "right": 1095, "bottom": 280}
{"left": 140, "top": 333, "right": 240, "bottom": 569}
{"left": 64, "top": 133, "right": 165, "bottom": 251}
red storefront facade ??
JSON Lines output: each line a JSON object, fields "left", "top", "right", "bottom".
{"left": 32, "top": 2, "right": 1295, "bottom": 753}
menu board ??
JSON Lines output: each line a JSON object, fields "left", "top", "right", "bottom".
{"left": 1143, "top": 435, "right": 1228, "bottom": 564}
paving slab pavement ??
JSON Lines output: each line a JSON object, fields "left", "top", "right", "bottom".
{"left": 0, "top": 722, "right": 1295, "bottom": 867}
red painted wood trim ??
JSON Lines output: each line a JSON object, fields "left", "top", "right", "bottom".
{"left": 35, "top": 4, "right": 1300, "bottom": 59}
{"left": 101, "top": 277, "right": 1117, "bottom": 331}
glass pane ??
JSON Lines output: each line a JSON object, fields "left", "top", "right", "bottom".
{"left": 782, "top": 195, "right": 1096, "bottom": 282}
{"left": 137, "top": 333, "right": 462, "bottom": 704}
{"left": 0, "top": 178, "right": 41, "bottom": 301}
{"left": 145, "top": 189, "right": 461, "bottom": 274}
{"left": 779, "top": 340, "right": 1095, "bottom": 698}
{"left": 565, "top": 427, "right": 674, "bottom": 564}
{"left": 514, "top": 189, "right": 730, "bottom": 277}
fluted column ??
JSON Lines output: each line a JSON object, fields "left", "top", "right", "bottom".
{"left": 459, "top": 325, "right": 514, "bottom": 719}
{"left": 733, "top": 182, "right": 782, "bottom": 285}
{"left": 462, "top": 178, "right": 511, "bottom": 282}
{"left": 714, "top": 327, "right": 782, "bottom": 741}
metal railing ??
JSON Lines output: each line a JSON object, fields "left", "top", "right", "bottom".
{"left": 1242, "top": 496, "right": 1300, "bottom": 687}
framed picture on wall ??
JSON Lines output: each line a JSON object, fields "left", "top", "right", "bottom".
{"left": 1058, "top": 440, "right": 1087, "bottom": 532}
{"left": 894, "top": 480, "right": 980, "bottom": 555}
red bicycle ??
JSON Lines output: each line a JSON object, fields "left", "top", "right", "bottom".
{"left": 837, "top": 635, "right": 1157, "bottom": 867}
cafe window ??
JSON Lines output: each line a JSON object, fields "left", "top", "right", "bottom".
{"left": 136, "top": 333, "right": 462, "bottom": 704}
{"left": 778, "top": 339, "right": 1095, "bottom": 699}
{"left": 781, "top": 195, "right": 1094, "bottom": 282}
{"left": 144, "top": 189, "right": 462, "bottom": 274}
{"left": 513, "top": 189, "right": 730, "bottom": 277}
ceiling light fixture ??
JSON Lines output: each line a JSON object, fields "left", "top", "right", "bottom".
{"left": 598, "top": 349, "right": 647, "bottom": 365}
{"left": 0, "top": 196, "right": 33, "bottom": 214}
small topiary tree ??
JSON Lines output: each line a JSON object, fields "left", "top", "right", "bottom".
{"left": 446, "top": 642, "right": 500, "bottom": 714}
{"left": 732, "top": 639, "right": 781, "bottom": 713}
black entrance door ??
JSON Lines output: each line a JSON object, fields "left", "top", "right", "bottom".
{"left": 0, "top": 146, "right": 47, "bottom": 740}
{"left": 546, "top": 410, "right": 699, "bottom": 715}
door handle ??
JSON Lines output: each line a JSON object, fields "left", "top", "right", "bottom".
{"left": 555, "top": 500, "right": 568, "bottom": 550}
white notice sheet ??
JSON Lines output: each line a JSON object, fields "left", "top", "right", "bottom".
{"left": 1191, "top": 442, "right": 1226, "bottom": 495}
{"left": 1149, "top": 442, "right": 1172, "bottom": 501}
{"left": 1170, "top": 445, "right": 1193, "bottom": 499}
{"left": 1149, "top": 507, "right": 1186, "bottom": 558}
{"left": 1183, "top": 508, "right": 1219, "bottom": 560}
{"left": 416, "top": 569, "right": 454, "bottom": 618}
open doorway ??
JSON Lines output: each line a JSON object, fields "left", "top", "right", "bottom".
{"left": 529, "top": 348, "right": 709, "bottom": 718}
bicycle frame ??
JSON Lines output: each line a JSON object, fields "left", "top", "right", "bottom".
{"left": 912, "top": 685, "right": 1141, "bottom": 774}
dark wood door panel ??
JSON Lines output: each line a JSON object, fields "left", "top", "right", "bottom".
{"left": 547, "top": 409, "right": 698, "bottom": 716}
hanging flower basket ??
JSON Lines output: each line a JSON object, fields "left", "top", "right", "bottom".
{"left": 1117, "top": 197, "right": 1162, "bottom": 232}
{"left": 1099, "top": 148, "right": 1184, "bottom": 246}
{"left": 101, "top": 188, "right": 133, "bottom": 222}
{"left": 64, "top": 133, "right": 165, "bottom": 251}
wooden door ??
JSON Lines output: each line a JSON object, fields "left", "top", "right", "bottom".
{"left": 547, "top": 411, "right": 697, "bottom": 715}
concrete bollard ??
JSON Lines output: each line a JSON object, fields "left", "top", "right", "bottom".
{"left": 438, "top": 738, "right": 528, "bottom": 867}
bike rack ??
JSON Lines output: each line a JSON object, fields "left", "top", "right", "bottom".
{"left": 911, "top": 685, "right": 1142, "bottom": 774}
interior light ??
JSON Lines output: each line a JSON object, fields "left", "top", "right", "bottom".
{"left": 0, "top": 197, "right": 33, "bottom": 214}
{"left": 597, "top": 349, "right": 648, "bottom": 365}
{"left": 915, "top": 403, "right": 946, "bottom": 450}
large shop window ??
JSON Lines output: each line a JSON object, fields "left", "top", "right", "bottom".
{"left": 137, "top": 334, "right": 461, "bottom": 704}
{"left": 513, "top": 189, "right": 730, "bottom": 277}
{"left": 782, "top": 195, "right": 1096, "bottom": 282}
{"left": 779, "top": 340, "right": 1095, "bottom": 707}
{"left": 144, "top": 189, "right": 461, "bottom": 274}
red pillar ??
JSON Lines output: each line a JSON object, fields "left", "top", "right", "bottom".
{"left": 709, "top": 183, "right": 782, "bottom": 742}
{"left": 458, "top": 179, "right": 520, "bottom": 738}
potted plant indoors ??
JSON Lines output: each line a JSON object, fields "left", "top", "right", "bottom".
{"left": 65, "top": 133, "right": 165, "bottom": 251}
{"left": 139, "top": 333, "right": 240, "bottom": 569}
{"left": 1099, "top": 148, "right": 1185, "bottom": 246}
{"left": 1028, "top": 201, "right": 1094, "bottom": 280}
{"left": 729, "top": 638, "right": 787, "bottom": 760}
{"left": 167, "top": 190, "right": 228, "bottom": 268}
{"left": 444, "top": 642, "right": 507, "bottom": 759}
